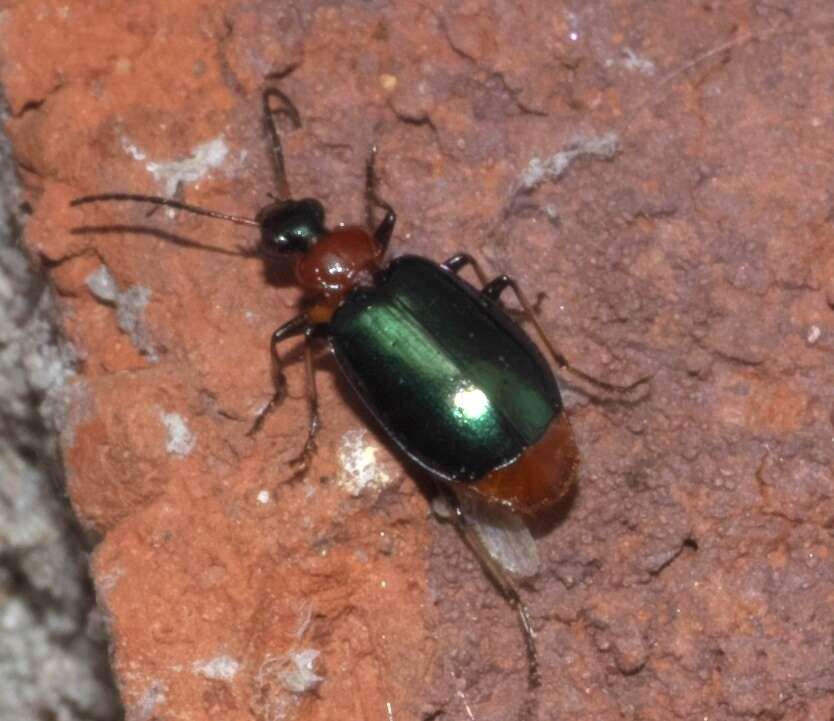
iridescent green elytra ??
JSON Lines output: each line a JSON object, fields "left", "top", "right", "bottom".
{"left": 330, "top": 256, "right": 563, "bottom": 482}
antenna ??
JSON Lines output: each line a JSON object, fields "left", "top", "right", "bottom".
{"left": 70, "top": 193, "right": 260, "bottom": 228}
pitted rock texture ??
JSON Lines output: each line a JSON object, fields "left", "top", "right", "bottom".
{"left": 3, "top": 2, "right": 834, "bottom": 720}
{"left": 0, "top": 97, "right": 120, "bottom": 720}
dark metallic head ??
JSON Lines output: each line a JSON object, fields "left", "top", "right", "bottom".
{"left": 256, "top": 198, "right": 327, "bottom": 254}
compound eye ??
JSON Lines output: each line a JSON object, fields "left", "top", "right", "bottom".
{"left": 257, "top": 199, "right": 326, "bottom": 254}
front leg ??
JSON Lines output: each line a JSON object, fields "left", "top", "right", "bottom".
{"left": 365, "top": 146, "right": 396, "bottom": 252}
{"left": 262, "top": 87, "right": 301, "bottom": 200}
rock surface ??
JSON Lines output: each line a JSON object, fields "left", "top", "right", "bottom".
{"left": 0, "top": 103, "right": 120, "bottom": 719}
{"left": 3, "top": 1, "right": 834, "bottom": 720}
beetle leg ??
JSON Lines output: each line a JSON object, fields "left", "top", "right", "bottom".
{"left": 444, "top": 489, "right": 540, "bottom": 691}
{"left": 262, "top": 87, "right": 302, "bottom": 200}
{"left": 444, "top": 254, "right": 544, "bottom": 326}
{"left": 482, "top": 275, "right": 650, "bottom": 395}
{"left": 365, "top": 146, "right": 396, "bottom": 253}
{"left": 247, "top": 313, "right": 310, "bottom": 437}
{"left": 288, "top": 326, "right": 323, "bottom": 471}
{"left": 441, "top": 252, "right": 491, "bottom": 287}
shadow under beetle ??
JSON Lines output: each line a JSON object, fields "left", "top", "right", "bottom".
{"left": 71, "top": 86, "right": 642, "bottom": 694}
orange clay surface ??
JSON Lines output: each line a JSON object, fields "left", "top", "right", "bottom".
{"left": 4, "top": 2, "right": 834, "bottom": 721}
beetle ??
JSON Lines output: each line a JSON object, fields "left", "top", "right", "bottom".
{"left": 71, "top": 86, "right": 642, "bottom": 692}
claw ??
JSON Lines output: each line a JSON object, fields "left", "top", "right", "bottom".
{"left": 246, "top": 377, "right": 288, "bottom": 437}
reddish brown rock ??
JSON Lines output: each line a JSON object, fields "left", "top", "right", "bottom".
{"left": 3, "top": 2, "right": 834, "bottom": 720}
